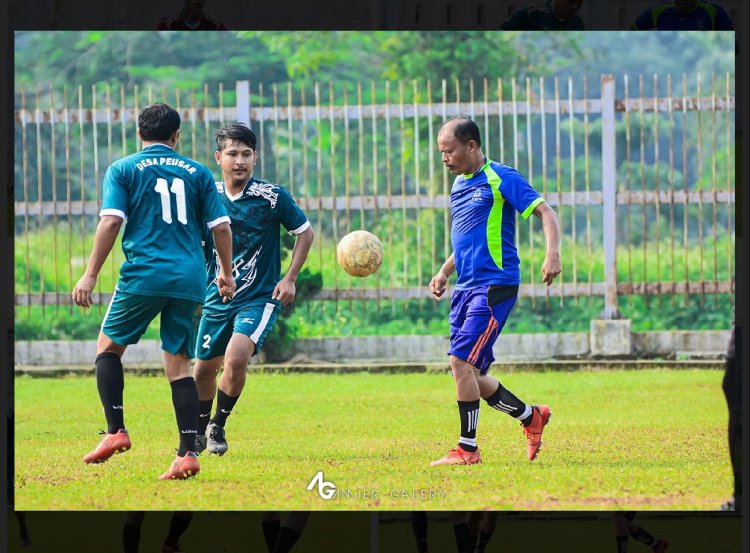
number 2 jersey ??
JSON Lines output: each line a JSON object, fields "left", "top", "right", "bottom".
{"left": 201, "top": 177, "right": 310, "bottom": 316}
{"left": 100, "top": 143, "right": 230, "bottom": 303}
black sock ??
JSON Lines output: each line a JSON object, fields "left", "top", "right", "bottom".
{"left": 198, "top": 398, "right": 214, "bottom": 435}
{"left": 616, "top": 535, "right": 629, "bottom": 553}
{"left": 262, "top": 520, "right": 281, "bottom": 552}
{"left": 485, "top": 382, "right": 531, "bottom": 425}
{"left": 123, "top": 522, "right": 141, "bottom": 553}
{"left": 468, "top": 536, "right": 477, "bottom": 553}
{"left": 272, "top": 526, "right": 302, "bottom": 553}
{"left": 170, "top": 377, "right": 199, "bottom": 456}
{"left": 210, "top": 388, "right": 240, "bottom": 427}
{"left": 452, "top": 522, "right": 471, "bottom": 553}
{"left": 630, "top": 527, "right": 657, "bottom": 547}
{"left": 411, "top": 512, "right": 428, "bottom": 553}
{"left": 164, "top": 512, "right": 193, "bottom": 547}
{"left": 95, "top": 352, "right": 125, "bottom": 434}
{"left": 457, "top": 400, "right": 480, "bottom": 452}
{"left": 475, "top": 530, "right": 493, "bottom": 553}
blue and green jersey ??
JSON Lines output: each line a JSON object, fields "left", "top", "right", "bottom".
{"left": 100, "top": 143, "right": 229, "bottom": 303}
{"left": 631, "top": 2, "right": 733, "bottom": 30}
{"left": 450, "top": 159, "right": 544, "bottom": 289}
{"left": 202, "top": 177, "right": 309, "bottom": 315}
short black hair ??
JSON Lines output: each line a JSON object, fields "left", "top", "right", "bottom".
{"left": 215, "top": 122, "right": 257, "bottom": 151}
{"left": 442, "top": 117, "right": 482, "bottom": 147}
{"left": 137, "top": 103, "right": 181, "bottom": 141}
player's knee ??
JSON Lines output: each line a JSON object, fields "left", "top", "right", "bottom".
{"left": 223, "top": 356, "right": 249, "bottom": 378}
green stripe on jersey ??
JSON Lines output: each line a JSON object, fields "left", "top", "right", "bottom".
{"left": 484, "top": 167, "right": 504, "bottom": 270}
{"left": 522, "top": 197, "right": 545, "bottom": 220}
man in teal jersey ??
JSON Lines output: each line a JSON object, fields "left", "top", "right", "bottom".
{"left": 500, "top": 0, "right": 585, "bottom": 30}
{"left": 193, "top": 122, "right": 314, "bottom": 455}
{"left": 72, "top": 103, "right": 236, "bottom": 480}
{"left": 429, "top": 118, "right": 561, "bottom": 466}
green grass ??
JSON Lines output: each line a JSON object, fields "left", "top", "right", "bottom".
{"left": 14, "top": 369, "right": 732, "bottom": 511}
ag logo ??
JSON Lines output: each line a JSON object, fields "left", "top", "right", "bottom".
{"left": 307, "top": 471, "right": 336, "bottom": 500}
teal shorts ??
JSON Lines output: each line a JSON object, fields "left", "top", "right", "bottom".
{"left": 196, "top": 301, "right": 281, "bottom": 360}
{"left": 101, "top": 289, "right": 202, "bottom": 358}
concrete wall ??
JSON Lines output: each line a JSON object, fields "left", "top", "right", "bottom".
{"left": 14, "top": 329, "right": 730, "bottom": 368}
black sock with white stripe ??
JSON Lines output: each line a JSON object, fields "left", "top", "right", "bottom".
{"left": 95, "top": 352, "right": 125, "bottom": 434}
{"left": 485, "top": 383, "right": 533, "bottom": 426}
{"left": 457, "top": 400, "right": 480, "bottom": 452}
{"left": 211, "top": 388, "right": 240, "bottom": 427}
{"left": 630, "top": 527, "right": 657, "bottom": 548}
{"left": 170, "top": 377, "right": 199, "bottom": 456}
{"left": 198, "top": 398, "right": 214, "bottom": 435}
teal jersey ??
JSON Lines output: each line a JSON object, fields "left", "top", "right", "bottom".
{"left": 500, "top": 1, "right": 585, "bottom": 30}
{"left": 101, "top": 143, "right": 230, "bottom": 303}
{"left": 202, "top": 177, "right": 309, "bottom": 315}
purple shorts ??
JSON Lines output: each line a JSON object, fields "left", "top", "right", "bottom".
{"left": 448, "top": 285, "right": 518, "bottom": 373}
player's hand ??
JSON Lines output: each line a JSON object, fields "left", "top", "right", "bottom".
{"left": 541, "top": 252, "right": 561, "bottom": 286}
{"left": 72, "top": 274, "right": 97, "bottom": 308}
{"left": 429, "top": 271, "right": 449, "bottom": 300}
{"left": 217, "top": 273, "right": 236, "bottom": 303}
{"left": 272, "top": 276, "right": 296, "bottom": 307}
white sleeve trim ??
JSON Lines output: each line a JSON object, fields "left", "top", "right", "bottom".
{"left": 100, "top": 208, "right": 126, "bottom": 220}
{"left": 207, "top": 215, "right": 231, "bottom": 229}
{"left": 287, "top": 220, "right": 311, "bottom": 235}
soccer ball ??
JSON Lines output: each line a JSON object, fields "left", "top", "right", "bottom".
{"left": 336, "top": 230, "right": 383, "bottom": 277}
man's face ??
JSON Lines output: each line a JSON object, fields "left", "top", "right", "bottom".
{"left": 184, "top": 0, "right": 206, "bottom": 16}
{"left": 673, "top": 0, "right": 699, "bottom": 13}
{"left": 553, "top": 0, "right": 583, "bottom": 20}
{"left": 437, "top": 129, "right": 476, "bottom": 176}
{"left": 215, "top": 139, "right": 256, "bottom": 184}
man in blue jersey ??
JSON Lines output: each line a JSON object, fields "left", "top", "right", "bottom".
{"left": 500, "top": 0, "right": 585, "bottom": 30}
{"left": 630, "top": 1, "right": 733, "bottom": 30}
{"left": 193, "top": 122, "right": 314, "bottom": 456}
{"left": 429, "top": 118, "right": 561, "bottom": 466}
{"left": 72, "top": 103, "right": 236, "bottom": 480}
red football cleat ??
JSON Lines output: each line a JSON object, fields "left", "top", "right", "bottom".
{"left": 430, "top": 445, "right": 482, "bottom": 466}
{"left": 158, "top": 451, "right": 200, "bottom": 480}
{"left": 83, "top": 429, "right": 131, "bottom": 464}
{"left": 523, "top": 405, "right": 551, "bottom": 461}
{"left": 652, "top": 539, "right": 669, "bottom": 553}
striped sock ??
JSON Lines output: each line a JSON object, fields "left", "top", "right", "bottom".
{"left": 458, "top": 400, "right": 480, "bottom": 452}
{"left": 485, "top": 383, "right": 533, "bottom": 425}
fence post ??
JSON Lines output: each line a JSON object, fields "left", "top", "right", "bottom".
{"left": 236, "top": 80, "right": 250, "bottom": 127}
{"left": 600, "top": 74, "right": 622, "bottom": 320}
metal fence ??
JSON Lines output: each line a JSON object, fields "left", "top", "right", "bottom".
{"left": 14, "top": 74, "right": 735, "bottom": 317}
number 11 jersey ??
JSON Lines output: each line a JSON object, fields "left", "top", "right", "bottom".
{"left": 100, "top": 143, "right": 230, "bottom": 302}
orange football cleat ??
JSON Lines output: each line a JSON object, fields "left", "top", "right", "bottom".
{"left": 430, "top": 445, "right": 482, "bottom": 466}
{"left": 523, "top": 405, "right": 551, "bottom": 461}
{"left": 83, "top": 429, "right": 131, "bottom": 464}
{"left": 158, "top": 451, "right": 200, "bottom": 480}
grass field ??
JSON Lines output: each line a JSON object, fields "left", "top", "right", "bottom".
{"left": 14, "top": 369, "right": 732, "bottom": 511}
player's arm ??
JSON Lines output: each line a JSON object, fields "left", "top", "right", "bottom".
{"left": 210, "top": 222, "right": 236, "bottom": 300}
{"left": 429, "top": 253, "right": 455, "bottom": 300}
{"left": 72, "top": 215, "right": 122, "bottom": 308}
{"left": 532, "top": 202, "right": 561, "bottom": 286}
{"left": 273, "top": 225, "right": 315, "bottom": 307}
